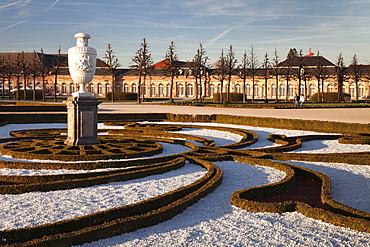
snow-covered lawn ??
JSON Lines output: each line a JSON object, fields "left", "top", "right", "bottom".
{"left": 0, "top": 122, "right": 369, "bottom": 246}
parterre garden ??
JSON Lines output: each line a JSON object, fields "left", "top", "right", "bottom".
{"left": 0, "top": 113, "right": 369, "bottom": 246}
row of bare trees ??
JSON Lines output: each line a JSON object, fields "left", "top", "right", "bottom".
{"left": 0, "top": 48, "right": 63, "bottom": 102}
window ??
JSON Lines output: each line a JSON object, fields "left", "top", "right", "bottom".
{"left": 150, "top": 83, "right": 156, "bottom": 97}
{"left": 70, "top": 83, "right": 75, "bottom": 94}
{"left": 209, "top": 84, "right": 214, "bottom": 97}
{"left": 124, "top": 83, "right": 129, "bottom": 93}
{"left": 89, "top": 83, "right": 94, "bottom": 94}
{"left": 62, "top": 83, "right": 67, "bottom": 95}
{"left": 105, "top": 83, "right": 111, "bottom": 93}
{"left": 159, "top": 84, "right": 164, "bottom": 96}
{"left": 132, "top": 84, "right": 137, "bottom": 93}
{"left": 236, "top": 84, "right": 241, "bottom": 93}
{"left": 116, "top": 84, "right": 121, "bottom": 92}
{"left": 187, "top": 83, "right": 194, "bottom": 97}
{"left": 359, "top": 84, "right": 365, "bottom": 98}
{"left": 309, "top": 84, "right": 315, "bottom": 97}
{"left": 218, "top": 84, "right": 222, "bottom": 93}
{"left": 254, "top": 84, "right": 259, "bottom": 97}
{"left": 166, "top": 84, "right": 171, "bottom": 96}
{"left": 279, "top": 84, "right": 286, "bottom": 97}
{"left": 245, "top": 84, "right": 251, "bottom": 96}
{"left": 288, "top": 84, "right": 294, "bottom": 98}
{"left": 271, "top": 84, "right": 277, "bottom": 98}
{"left": 178, "top": 84, "right": 184, "bottom": 97}
{"left": 300, "top": 83, "right": 305, "bottom": 95}
{"left": 327, "top": 83, "right": 334, "bottom": 93}
{"left": 349, "top": 84, "right": 355, "bottom": 98}
{"left": 97, "top": 83, "right": 103, "bottom": 95}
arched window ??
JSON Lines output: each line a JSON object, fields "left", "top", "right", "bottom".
{"left": 123, "top": 83, "right": 129, "bottom": 93}
{"left": 150, "top": 83, "right": 156, "bottom": 97}
{"left": 309, "top": 84, "right": 315, "bottom": 97}
{"left": 218, "top": 84, "right": 222, "bottom": 93}
{"left": 271, "top": 84, "right": 277, "bottom": 98}
{"left": 70, "top": 83, "right": 75, "bottom": 94}
{"left": 359, "top": 84, "right": 365, "bottom": 98}
{"left": 97, "top": 83, "right": 103, "bottom": 95}
{"left": 132, "top": 84, "right": 137, "bottom": 93}
{"left": 159, "top": 84, "right": 164, "bottom": 96}
{"left": 166, "top": 84, "right": 171, "bottom": 96}
{"left": 246, "top": 84, "right": 251, "bottom": 96}
{"left": 116, "top": 84, "right": 121, "bottom": 93}
{"left": 288, "top": 84, "right": 294, "bottom": 98}
{"left": 105, "top": 83, "right": 111, "bottom": 94}
{"left": 187, "top": 83, "right": 194, "bottom": 97}
{"left": 178, "top": 84, "right": 184, "bottom": 97}
{"left": 349, "top": 83, "right": 355, "bottom": 98}
{"left": 300, "top": 83, "right": 305, "bottom": 95}
{"left": 254, "top": 84, "right": 259, "bottom": 97}
{"left": 89, "top": 83, "right": 94, "bottom": 94}
{"left": 197, "top": 84, "right": 202, "bottom": 97}
{"left": 236, "top": 84, "right": 241, "bottom": 93}
{"left": 327, "top": 83, "right": 334, "bottom": 93}
{"left": 62, "top": 83, "right": 67, "bottom": 95}
{"left": 209, "top": 84, "right": 215, "bottom": 97}
{"left": 279, "top": 84, "right": 286, "bottom": 97}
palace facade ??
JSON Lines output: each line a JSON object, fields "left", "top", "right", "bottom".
{"left": 1, "top": 52, "right": 369, "bottom": 100}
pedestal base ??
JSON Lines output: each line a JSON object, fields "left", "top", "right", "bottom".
{"left": 64, "top": 96, "right": 101, "bottom": 145}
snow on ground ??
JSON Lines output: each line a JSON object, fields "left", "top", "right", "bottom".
{"left": 0, "top": 162, "right": 206, "bottom": 230}
{"left": 0, "top": 122, "right": 369, "bottom": 246}
{"left": 79, "top": 161, "right": 370, "bottom": 247}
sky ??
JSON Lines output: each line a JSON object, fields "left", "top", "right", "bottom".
{"left": 0, "top": 0, "right": 370, "bottom": 67}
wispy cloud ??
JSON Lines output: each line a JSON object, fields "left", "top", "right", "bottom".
{"left": 0, "top": 0, "right": 59, "bottom": 33}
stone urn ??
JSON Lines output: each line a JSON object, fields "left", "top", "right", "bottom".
{"left": 64, "top": 33, "right": 101, "bottom": 146}
{"left": 68, "top": 33, "right": 97, "bottom": 97}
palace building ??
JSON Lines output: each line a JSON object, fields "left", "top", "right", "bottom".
{"left": 1, "top": 52, "right": 369, "bottom": 100}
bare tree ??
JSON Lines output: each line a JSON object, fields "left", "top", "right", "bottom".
{"left": 224, "top": 45, "right": 237, "bottom": 103}
{"left": 313, "top": 51, "right": 325, "bottom": 102}
{"left": 131, "top": 38, "right": 153, "bottom": 104}
{"left": 335, "top": 53, "right": 346, "bottom": 102}
{"left": 349, "top": 54, "right": 362, "bottom": 102}
{"left": 247, "top": 45, "right": 258, "bottom": 102}
{"left": 0, "top": 55, "right": 5, "bottom": 99}
{"left": 238, "top": 51, "right": 248, "bottom": 103}
{"left": 297, "top": 49, "right": 306, "bottom": 96}
{"left": 30, "top": 51, "right": 41, "bottom": 101}
{"left": 39, "top": 49, "right": 50, "bottom": 101}
{"left": 281, "top": 57, "right": 294, "bottom": 101}
{"left": 162, "top": 41, "right": 180, "bottom": 103}
{"left": 51, "top": 46, "right": 62, "bottom": 102}
{"left": 213, "top": 49, "right": 227, "bottom": 103}
{"left": 271, "top": 48, "right": 281, "bottom": 102}
{"left": 190, "top": 43, "right": 209, "bottom": 102}
{"left": 19, "top": 51, "right": 30, "bottom": 100}
{"left": 104, "top": 43, "right": 120, "bottom": 102}
{"left": 261, "top": 53, "right": 271, "bottom": 103}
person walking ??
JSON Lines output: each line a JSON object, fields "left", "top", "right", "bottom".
{"left": 294, "top": 94, "right": 299, "bottom": 109}
{"left": 299, "top": 94, "right": 305, "bottom": 109}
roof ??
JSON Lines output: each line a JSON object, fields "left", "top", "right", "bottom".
{"left": 278, "top": 56, "right": 336, "bottom": 67}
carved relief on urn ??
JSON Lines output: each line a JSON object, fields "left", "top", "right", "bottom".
{"left": 68, "top": 33, "right": 97, "bottom": 97}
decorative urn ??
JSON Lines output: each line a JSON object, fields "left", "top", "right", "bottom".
{"left": 68, "top": 33, "right": 97, "bottom": 97}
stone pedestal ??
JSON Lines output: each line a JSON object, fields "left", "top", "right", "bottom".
{"left": 64, "top": 96, "right": 101, "bottom": 145}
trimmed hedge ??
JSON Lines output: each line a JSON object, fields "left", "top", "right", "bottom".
{"left": 213, "top": 93, "right": 244, "bottom": 102}
{"left": 309, "top": 92, "right": 351, "bottom": 103}
{"left": 229, "top": 156, "right": 370, "bottom": 233}
{"left": 105, "top": 92, "right": 138, "bottom": 101}
{"left": 0, "top": 156, "right": 223, "bottom": 246}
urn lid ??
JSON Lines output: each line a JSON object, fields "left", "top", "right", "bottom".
{"left": 74, "top": 33, "right": 91, "bottom": 47}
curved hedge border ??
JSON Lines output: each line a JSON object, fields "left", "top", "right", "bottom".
{"left": 0, "top": 156, "right": 222, "bottom": 246}
{"left": 229, "top": 155, "right": 370, "bottom": 233}
{"left": 0, "top": 157, "right": 186, "bottom": 194}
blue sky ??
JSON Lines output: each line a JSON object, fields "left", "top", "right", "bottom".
{"left": 0, "top": 0, "right": 370, "bottom": 67}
